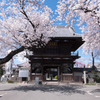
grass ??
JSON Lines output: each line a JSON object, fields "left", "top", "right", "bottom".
{"left": 7, "top": 80, "right": 14, "bottom": 83}
{"left": 86, "top": 83, "right": 100, "bottom": 85}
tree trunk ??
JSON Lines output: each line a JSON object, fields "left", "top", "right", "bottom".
{"left": 0, "top": 46, "right": 24, "bottom": 65}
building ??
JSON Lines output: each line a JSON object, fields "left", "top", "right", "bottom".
{"left": 2, "top": 62, "right": 30, "bottom": 82}
{"left": 18, "top": 62, "right": 30, "bottom": 82}
{"left": 73, "top": 68, "right": 92, "bottom": 82}
{"left": 29, "top": 26, "right": 84, "bottom": 82}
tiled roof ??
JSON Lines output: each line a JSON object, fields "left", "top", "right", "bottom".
{"left": 74, "top": 68, "right": 92, "bottom": 72}
{"left": 74, "top": 67, "right": 100, "bottom": 72}
{"left": 17, "top": 62, "right": 30, "bottom": 67}
{"left": 97, "top": 67, "right": 100, "bottom": 71}
{"left": 51, "top": 25, "right": 82, "bottom": 38}
{"left": 87, "top": 62, "right": 100, "bottom": 71}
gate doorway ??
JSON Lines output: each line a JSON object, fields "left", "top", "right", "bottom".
{"left": 45, "top": 67, "right": 58, "bottom": 81}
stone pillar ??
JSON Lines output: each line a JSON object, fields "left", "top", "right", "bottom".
{"left": 83, "top": 71, "right": 86, "bottom": 84}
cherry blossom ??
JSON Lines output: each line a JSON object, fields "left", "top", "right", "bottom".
{"left": 0, "top": 0, "right": 55, "bottom": 64}
{"left": 56, "top": 0, "right": 100, "bottom": 57}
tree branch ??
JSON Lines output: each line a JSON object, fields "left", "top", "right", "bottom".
{"left": 0, "top": 46, "right": 25, "bottom": 65}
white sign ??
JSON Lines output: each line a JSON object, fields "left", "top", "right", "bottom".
{"left": 19, "top": 70, "right": 29, "bottom": 77}
{"left": 35, "top": 77, "right": 39, "bottom": 85}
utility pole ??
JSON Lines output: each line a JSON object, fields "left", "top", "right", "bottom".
{"left": 92, "top": 52, "right": 94, "bottom": 68}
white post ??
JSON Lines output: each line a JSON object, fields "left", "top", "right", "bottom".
{"left": 83, "top": 71, "right": 86, "bottom": 84}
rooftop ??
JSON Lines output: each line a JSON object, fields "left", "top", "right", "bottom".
{"left": 51, "top": 25, "right": 82, "bottom": 38}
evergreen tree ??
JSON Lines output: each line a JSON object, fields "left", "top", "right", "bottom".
{"left": 91, "top": 65, "right": 100, "bottom": 83}
{"left": 0, "top": 65, "right": 3, "bottom": 77}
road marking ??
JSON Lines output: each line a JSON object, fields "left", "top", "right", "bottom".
{"left": 87, "top": 91, "right": 100, "bottom": 98}
{"left": 95, "top": 96, "right": 100, "bottom": 98}
{"left": 0, "top": 92, "right": 7, "bottom": 97}
{"left": 87, "top": 91, "right": 93, "bottom": 95}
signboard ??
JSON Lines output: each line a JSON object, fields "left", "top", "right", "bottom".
{"left": 19, "top": 70, "right": 29, "bottom": 77}
{"left": 35, "top": 77, "right": 39, "bottom": 85}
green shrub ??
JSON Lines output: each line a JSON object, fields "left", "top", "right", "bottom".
{"left": 0, "top": 65, "right": 3, "bottom": 77}
{"left": 7, "top": 80, "right": 14, "bottom": 83}
{"left": 86, "top": 83, "right": 96, "bottom": 85}
{"left": 91, "top": 66, "right": 100, "bottom": 83}
{"left": 93, "top": 75, "right": 100, "bottom": 83}
{"left": 54, "top": 75, "right": 57, "bottom": 79}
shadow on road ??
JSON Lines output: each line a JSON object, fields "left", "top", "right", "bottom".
{"left": 0, "top": 84, "right": 86, "bottom": 95}
{"left": 91, "top": 89, "right": 100, "bottom": 93}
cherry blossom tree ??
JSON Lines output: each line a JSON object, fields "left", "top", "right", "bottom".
{"left": 56, "top": 0, "right": 100, "bottom": 57}
{"left": 0, "top": 0, "right": 55, "bottom": 64}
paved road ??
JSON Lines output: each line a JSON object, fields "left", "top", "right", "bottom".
{"left": 0, "top": 83, "right": 100, "bottom": 100}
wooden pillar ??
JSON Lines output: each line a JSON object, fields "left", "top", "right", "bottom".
{"left": 72, "top": 62, "right": 74, "bottom": 81}
{"left": 42, "top": 65, "right": 44, "bottom": 81}
{"left": 30, "top": 63, "right": 32, "bottom": 81}
{"left": 58, "top": 66, "right": 60, "bottom": 81}
{"left": 61, "top": 65, "right": 63, "bottom": 81}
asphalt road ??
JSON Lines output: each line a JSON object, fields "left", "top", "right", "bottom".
{"left": 0, "top": 83, "right": 100, "bottom": 100}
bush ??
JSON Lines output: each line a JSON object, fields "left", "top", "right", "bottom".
{"left": 91, "top": 66, "right": 100, "bottom": 83}
{"left": 54, "top": 75, "right": 57, "bottom": 79}
{"left": 93, "top": 75, "right": 100, "bottom": 83}
{"left": 86, "top": 83, "right": 96, "bottom": 85}
{"left": 7, "top": 80, "right": 14, "bottom": 83}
